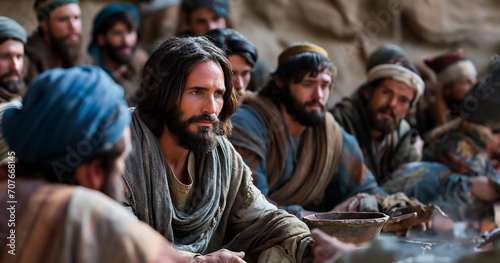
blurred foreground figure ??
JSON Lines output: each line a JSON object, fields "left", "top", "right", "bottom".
{"left": 0, "top": 66, "right": 187, "bottom": 263}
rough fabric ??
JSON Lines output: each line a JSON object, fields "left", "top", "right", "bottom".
{"left": 230, "top": 93, "right": 385, "bottom": 214}
{"left": 123, "top": 109, "right": 313, "bottom": 262}
{"left": 418, "top": 119, "right": 500, "bottom": 220}
{"left": 0, "top": 179, "right": 188, "bottom": 263}
{"left": 233, "top": 92, "right": 343, "bottom": 207}
{"left": 381, "top": 161, "right": 478, "bottom": 221}
{"left": 423, "top": 119, "right": 500, "bottom": 186}
{"left": 330, "top": 89, "right": 421, "bottom": 184}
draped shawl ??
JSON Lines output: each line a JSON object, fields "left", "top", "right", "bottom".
{"left": 123, "top": 109, "right": 312, "bottom": 261}
{"left": 231, "top": 93, "right": 343, "bottom": 207}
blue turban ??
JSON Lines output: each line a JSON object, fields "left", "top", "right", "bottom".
{"left": 88, "top": 3, "right": 140, "bottom": 74}
{"left": 2, "top": 65, "right": 130, "bottom": 176}
{"left": 0, "top": 16, "right": 27, "bottom": 44}
{"left": 182, "top": 0, "right": 229, "bottom": 18}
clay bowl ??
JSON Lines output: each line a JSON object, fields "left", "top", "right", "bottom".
{"left": 303, "top": 212, "right": 389, "bottom": 245}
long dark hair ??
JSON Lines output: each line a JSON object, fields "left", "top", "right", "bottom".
{"left": 205, "top": 28, "right": 258, "bottom": 67}
{"left": 135, "top": 36, "right": 237, "bottom": 137}
{"left": 260, "top": 51, "right": 334, "bottom": 106}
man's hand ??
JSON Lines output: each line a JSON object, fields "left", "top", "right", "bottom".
{"left": 469, "top": 176, "right": 500, "bottom": 202}
{"left": 192, "top": 249, "right": 246, "bottom": 263}
{"left": 310, "top": 229, "right": 356, "bottom": 263}
{"left": 382, "top": 205, "right": 434, "bottom": 236}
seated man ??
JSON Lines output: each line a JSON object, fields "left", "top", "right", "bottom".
{"left": 330, "top": 44, "right": 423, "bottom": 184}
{"left": 0, "top": 66, "right": 186, "bottom": 262}
{"left": 25, "top": 0, "right": 93, "bottom": 83}
{"left": 229, "top": 42, "right": 431, "bottom": 232}
{"left": 0, "top": 16, "right": 27, "bottom": 101}
{"left": 123, "top": 36, "right": 314, "bottom": 262}
{"left": 176, "top": 0, "right": 230, "bottom": 36}
{"left": 205, "top": 28, "right": 258, "bottom": 103}
{"left": 422, "top": 49, "right": 477, "bottom": 134}
{"left": 88, "top": 3, "right": 148, "bottom": 106}
{"left": 415, "top": 56, "right": 500, "bottom": 221}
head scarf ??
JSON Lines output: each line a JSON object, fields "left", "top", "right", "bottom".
{"left": 88, "top": 3, "right": 140, "bottom": 75}
{"left": 462, "top": 55, "right": 500, "bottom": 128}
{"left": 2, "top": 65, "right": 130, "bottom": 176}
{"left": 424, "top": 49, "right": 477, "bottom": 85}
{"left": 182, "top": 0, "right": 229, "bottom": 18}
{"left": 35, "top": 0, "right": 80, "bottom": 21}
{"left": 278, "top": 42, "right": 328, "bottom": 66}
{"left": 0, "top": 16, "right": 27, "bottom": 44}
{"left": 366, "top": 44, "right": 424, "bottom": 103}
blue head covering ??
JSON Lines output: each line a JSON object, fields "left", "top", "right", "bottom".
{"left": 0, "top": 16, "right": 27, "bottom": 44}
{"left": 88, "top": 3, "right": 140, "bottom": 74}
{"left": 2, "top": 65, "right": 130, "bottom": 177}
{"left": 182, "top": 0, "right": 229, "bottom": 18}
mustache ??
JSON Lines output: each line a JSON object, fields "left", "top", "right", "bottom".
{"left": 116, "top": 44, "right": 134, "bottom": 50}
{"left": 0, "top": 71, "right": 21, "bottom": 80}
{"left": 186, "top": 114, "right": 219, "bottom": 125}
{"left": 62, "top": 32, "right": 80, "bottom": 41}
{"left": 304, "top": 100, "right": 326, "bottom": 109}
{"left": 377, "top": 106, "right": 396, "bottom": 120}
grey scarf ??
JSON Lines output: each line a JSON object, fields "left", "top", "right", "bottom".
{"left": 123, "top": 109, "right": 230, "bottom": 253}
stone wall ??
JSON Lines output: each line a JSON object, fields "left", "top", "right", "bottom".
{"left": 2, "top": 0, "right": 499, "bottom": 105}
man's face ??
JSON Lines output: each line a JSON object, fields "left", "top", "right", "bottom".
{"left": 0, "top": 39, "right": 24, "bottom": 93}
{"left": 166, "top": 60, "right": 225, "bottom": 153}
{"left": 446, "top": 75, "right": 477, "bottom": 103}
{"left": 98, "top": 21, "right": 138, "bottom": 65}
{"left": 284, "top": 68, "right": 331, "bottom": 126}
{"left": 43, "top": 3, "right": 82, "bottom": 65}
{"left": 45, "top": 3, "right": 82, "bottom": 44}
{"left": 364, "top": 78, "right": 414, "bottom": 134}
{"left": 188, "top": 7, "right": 226, "bottom": 36}
{"left": 100, "top": 127, "right": 131, "bottom": 202}
{"left": 228, "top": 54, "right": 252, "bottom": 102}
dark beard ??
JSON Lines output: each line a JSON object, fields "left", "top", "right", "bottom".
{"left": 166, "top": 110, "right": 221, "bottom": 154}
{"left": 0, "top": 72, "right": 24, "bottom": 94}
{"left": 100, "top": 173, "right": 124, "bottom": 202}
{"left": 284, "top": 87, "right": 325, "bottom": 126}
{"left": 49, "top": 29, "right": 82, "bottom": 68}
{"left": 104, "top": 43, "right": 135, "bottom": 65}
{"left": 367, "top": 105, "right": 398, "bottom": 134}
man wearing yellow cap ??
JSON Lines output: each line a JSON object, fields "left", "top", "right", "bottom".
{"left": 229, "top": 43, "right": 431, "bottom": 234}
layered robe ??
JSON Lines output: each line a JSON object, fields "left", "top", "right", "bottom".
{"left": 123, "top": 109, "right": 313, "bottom": 262}
{"left": 330, "top": 88, "right": 421, "bottom": 184}
{"left": 230, "top": 93, "right": 385, "bottom": 213}
{"left": 0, "top": 178, "right": 186, "bottom": 263}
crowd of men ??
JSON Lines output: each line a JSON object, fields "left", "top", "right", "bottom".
{"left": 0, "top": 0, "right": 500, "bottom": 262}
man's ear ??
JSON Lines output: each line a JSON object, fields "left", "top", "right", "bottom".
{"left": 363, "top": 87, "right": 371, "bottom": 100}
{"left": 73, "top": 158, "right": 105, "bottom": 191}
{"left": 274, "top": 75, "right": 284, "bottom": 89}
{"left": 40, "top": 19, "right": 49, "bottom": 35}
{"left": 97, "top": 33, "right": 106, "bottom": 46}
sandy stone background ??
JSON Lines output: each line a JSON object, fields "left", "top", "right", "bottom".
{"left": 2, "top": 0, "right": 499, "bottom": 105}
